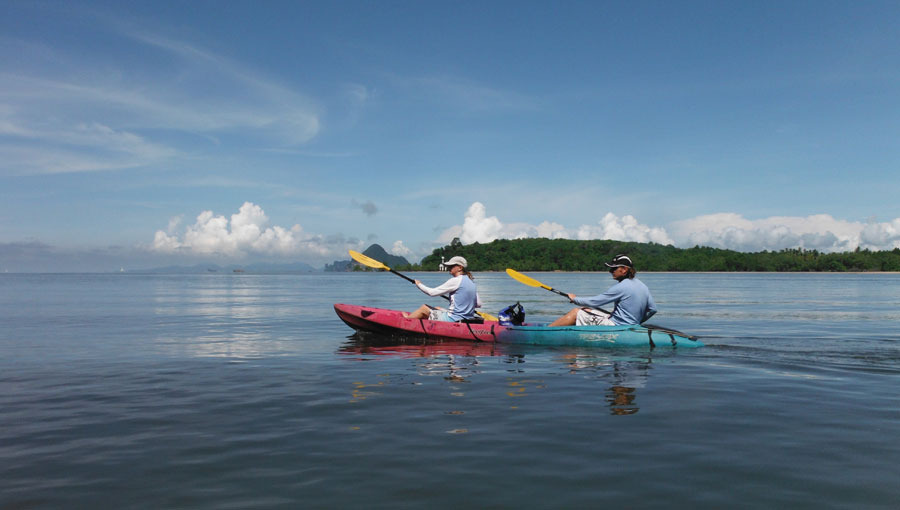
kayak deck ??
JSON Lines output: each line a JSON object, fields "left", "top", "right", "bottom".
{"left": 334, "top": 304, "right": 702, "bottom": 348}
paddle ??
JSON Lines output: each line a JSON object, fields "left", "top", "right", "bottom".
{"left": 349, "top": 250, "right": 497, "bottom": 321}
{"left": 505, "top": 268, "right": 697, "bottom": 340}
{"left": 505, "top": 268, "right": 612, "bottom": 314}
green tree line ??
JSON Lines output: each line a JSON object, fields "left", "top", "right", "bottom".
{"left": 398, "top": 238, "right": 900, "bottom": 272}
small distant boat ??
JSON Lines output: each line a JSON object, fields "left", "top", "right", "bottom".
{"left": 233, "top": 269, "right": 245, "bottom": 273}
{"left": 208, "top": 268, "right": 218, "bottom": 272}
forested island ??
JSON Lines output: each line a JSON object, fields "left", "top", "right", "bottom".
{"left": 397, "top": 238, "right": 900, "bottom": 272}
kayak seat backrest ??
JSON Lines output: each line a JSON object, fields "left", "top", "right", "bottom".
{"left": 460, "top": 317, "right": 485, "bottom": 324}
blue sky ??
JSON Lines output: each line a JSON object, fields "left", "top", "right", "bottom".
{"left": 2, "top": 0, "right": 899, "bottom": 271}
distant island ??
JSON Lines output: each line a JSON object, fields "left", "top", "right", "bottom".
{"left": 129, "top": 238, "right": 900, "bottom": 274}
{"left": 132, "top": 262, "right": 318, "bottom": 274}
{"left": 400, "top": 237, "right": 900, "bottom": 272}
{"left": 325, "top": 243, "right": 409, "bottom": 271}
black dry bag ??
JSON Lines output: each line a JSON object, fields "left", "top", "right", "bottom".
{"left": 498, "top": 302, "right": 525, "bottom": 326}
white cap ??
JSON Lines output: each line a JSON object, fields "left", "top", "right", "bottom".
{"left": 444, "top": 256, "right": 468, "bottom": 269}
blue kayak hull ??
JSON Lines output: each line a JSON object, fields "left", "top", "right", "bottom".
{"left": 495, "top": 323, "right": 702, "bottom": 348}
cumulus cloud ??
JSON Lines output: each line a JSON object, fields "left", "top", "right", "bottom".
{"left": 390, "top": 240, "right": 412, "bottom": 257}
{"left": 152, "top": 202, "right": 343, "bottom": 258}
{"left": 860, "top": 218, "right": 900, "bottom": 249}
{"left": 437, "top": 202, "right": 669, "bottom": 246}
{"left": 576, "top": 213, "right": 674, "bottom": 245}
{"left": 436, "top": 202, "right": 900, "bottom": 253}
{"left": 437, "top": 203, "right": 570, "bottom": 244}
{"left": 668, "top": 213, "right": 900, "bottom": 252}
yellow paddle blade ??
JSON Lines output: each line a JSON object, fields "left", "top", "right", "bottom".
{"left": 505, "top": 268, "right": 551, "bottom": 290}
{"left": 477, "top": 311, "right": 498, "bottom": 322}
{"left": 348, "top": 250, "right": 389, "bottom": 271}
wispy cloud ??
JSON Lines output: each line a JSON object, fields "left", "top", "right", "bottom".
{"left": 0, "top": 21, "right": 320, "bottom": 176}
{"left": 390, "top": 73, "right": 539, "bottom": 113}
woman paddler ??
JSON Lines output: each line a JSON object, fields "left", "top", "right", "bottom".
{"left": 403, "top": 256, "right": 483, "bottom": 321}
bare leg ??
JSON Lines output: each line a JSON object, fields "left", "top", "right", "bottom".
{"left": 403, "top": 304, "right": 432, "bottom": 319}
{"left": 548, "top": 307, "right": 580, "bottom": 327}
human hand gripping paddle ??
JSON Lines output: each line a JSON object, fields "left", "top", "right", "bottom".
{"left": 348, "top": 250, "right": 497, "bottom": 321}
{"left": 505, "top": 268, "right": 697, "bottom": 339}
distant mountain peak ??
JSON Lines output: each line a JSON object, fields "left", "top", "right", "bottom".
{"left": 362, "top": 244, "right": 409, "bottom": 267}
{"left": 362, "top": 243, "right": 389, "bottom": 258}
{"left": 325, "top": 243, "right": 409, "bottom": 272}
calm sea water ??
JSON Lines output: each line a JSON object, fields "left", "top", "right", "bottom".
{"left": 2, "top": 272, "right": 899, "bottom": 509}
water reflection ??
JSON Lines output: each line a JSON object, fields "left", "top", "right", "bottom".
{"left": 558, "top": 353, "right": 652, "bottom": 415}
{"left": 340, "top": 332, "right": 654, "bottom": 415}
{"left": 339, "top": 332, "right": 508, "bottom": 359}
{"left": 607, "top": 385, "right": 639, "bottom": 415}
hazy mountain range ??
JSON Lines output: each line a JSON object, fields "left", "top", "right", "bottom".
{"left": 130, "top": 244, "right": 408, "bottom": 274}
{"left": 131, "top": 261, "right": 320, "bottom": 274}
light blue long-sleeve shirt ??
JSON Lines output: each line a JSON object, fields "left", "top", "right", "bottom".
{"left": 572, "top": 277, "right": 657, "bottom": 325}
{"left": 416, "top": 275, "right": 481, "bottom": 321}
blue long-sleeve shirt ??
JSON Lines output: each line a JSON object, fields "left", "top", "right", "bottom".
{"left": 572, "top": 277, "right": 657, "bottom": 325}
{"left": 416, "top": 275, "right": 481, "bottom": 321}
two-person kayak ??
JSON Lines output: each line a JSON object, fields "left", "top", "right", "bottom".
{"left": 334, "top": 304, "right": 702, "bottom": 348}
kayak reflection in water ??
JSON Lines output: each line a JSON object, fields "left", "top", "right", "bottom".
{"left": 549, "top": 254, "right": 657, "bottom": 327}
{"left": 403, "top": 256, "right": 483, "bottom": 322}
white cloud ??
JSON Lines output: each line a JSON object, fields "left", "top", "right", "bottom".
{"left": 390, "top": 240, "right": 412, "bottom": 257}
{"left": 437, "top": 203, "right": 900, "bottom": 253}
{"left": 166, "top": 215, "right": 183, "bottom": 234}
{"left": 0, "top": 120, "right": 177, "bottom": 174}
{"left": 860, "top": 218, "right": 900, "bottom": 249}
{"left": 152, "top": 230, "right": 181, "bottom": 253}
{"left": 438, "top": 202, "right": 671, "bottom": 245}
{"left": 458, "top": 202, "right": 503, "bottom": 243}
{"left": 667, "top": 213, "right": 897, "bottom": 252}
{"left": 576, "top": 213, "right": 675, "bottom": 245}
{"left": 151, "top": 202, "right": 344, "bottom": 258}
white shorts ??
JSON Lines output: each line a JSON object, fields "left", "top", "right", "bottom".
{"left": 576, "top": 308, "right": 616, "bottom": 326}
{"left": 429, "top": 308, "right": 451, "bottom": 321}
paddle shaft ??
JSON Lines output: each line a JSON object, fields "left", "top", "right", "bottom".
{"left": 386, "top": 267, "right": 452, "bottom": 305}
{"left": 388, "top": 268, "right": 417, "bottom": 286}
{"left": 545, "top": 287, "right": 570, "bottom": 298}
{"left": 505, "top": 268, "right": 612, "bottom": 314}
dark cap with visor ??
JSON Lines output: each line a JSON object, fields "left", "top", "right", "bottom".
{"left": 604, "top": 254, "right": 634, "bottom": 269}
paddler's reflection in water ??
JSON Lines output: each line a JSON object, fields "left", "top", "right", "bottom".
{"left": 412, "top": 353, "right": 481, "bottom": 383}
{"left": 606, "top": 386, "right": 639, "bottom": 415}
{"left": 562, "top": 354, "right": 650, "bottom": 415}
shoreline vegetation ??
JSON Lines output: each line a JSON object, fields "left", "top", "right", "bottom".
{"left": 387, "top": 238, "right": 900, "bottom": 273}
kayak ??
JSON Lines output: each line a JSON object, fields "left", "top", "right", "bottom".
{"left": 334, "top": 304, "right": 702, "bottom": 348}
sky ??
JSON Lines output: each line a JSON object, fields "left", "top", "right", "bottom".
{"left": 2, "top": 0, "right": 900, "bottom": 271}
